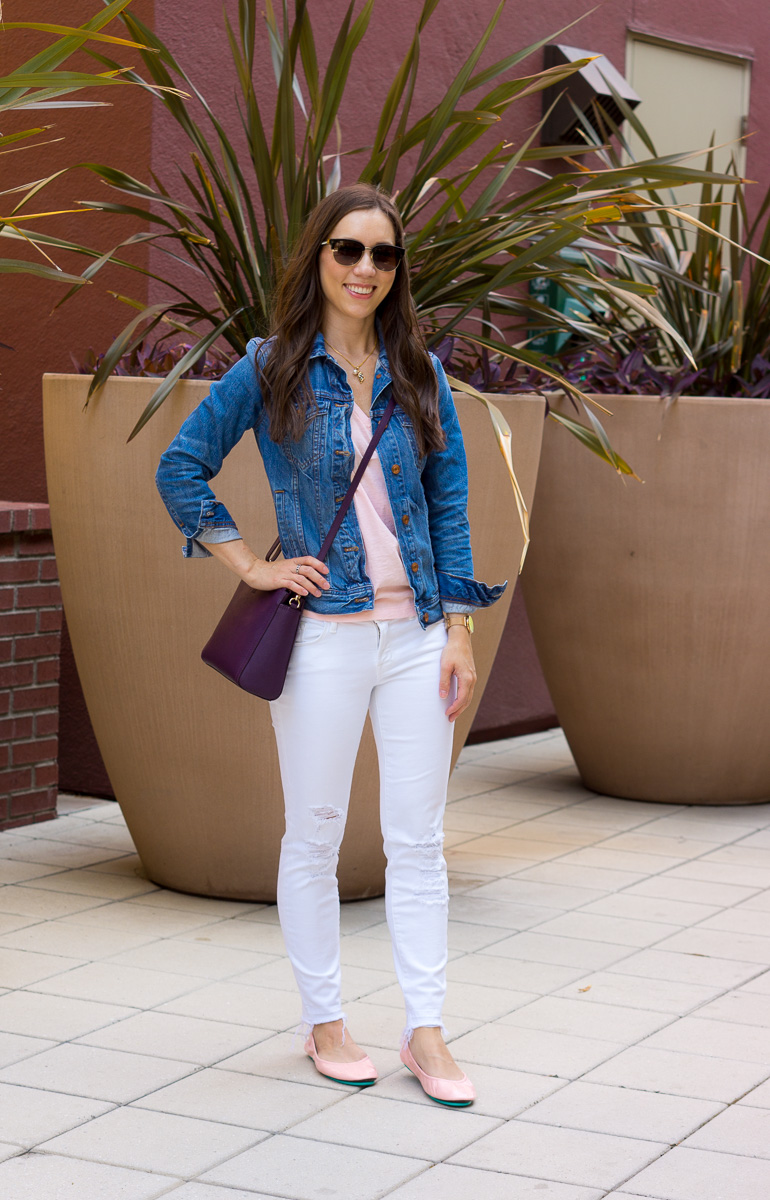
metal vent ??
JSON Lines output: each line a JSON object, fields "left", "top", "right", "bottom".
{"left": 542, "top": 44, "right": 641, "bottom": 145}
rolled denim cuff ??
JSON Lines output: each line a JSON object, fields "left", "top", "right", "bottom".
{"left": 436, "top": 569, "right": 507, "bottom": 608}
{"left": 442, "top": 602, "right": 476, "bottom": 615}
{"left": 184, "top": 526, "right": 241, "bottom": 559}
{"left": 196, "top": 526, "right": 243, "bottom": 545}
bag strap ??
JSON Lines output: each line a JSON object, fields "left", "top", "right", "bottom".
{"left": 265, "top": 395, "right": 396, "bottom": 563}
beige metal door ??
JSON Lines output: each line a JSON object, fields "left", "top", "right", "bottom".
{"left": 626, "top": 35, "right": 750, "bottom": 214}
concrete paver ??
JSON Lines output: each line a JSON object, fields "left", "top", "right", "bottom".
{"left": 446, "top": 949, "right": 585, "bottom": 993}
{"left": 288, "top": 1090, "right": 501, "bottom": 1158}
{"left": 373, "top": 1060, "right": 565, "bottom": 1119}
{"left": 133, "top": 1066, "right": 348, "bottom": 1131}
{"left": 517, "top": 1079, "right": 724, "bottom": 1142}
{"left": 78, "top": 1009, "right": 272, "bottom": 1065}
{"left": 583, "top": 1044, "right": 770, "bottom": 1101}
{"left": 738, "top": 1076, "right": 770, "bottom": 1107}
{"left": 680, "top": 1102, "right": 770, "bottom": 1156}
{"left": 606, "top": 946, "right": 763, "bottom": 988}
{"left": 39, "top": 1106, "right": 265, "bottom": 1175}
{"left": 386, "top": 1164, "right": 604, "bottom": 1198}
{"left": 496, "top": 994, "right": 674, "bottom": 1042}
{"left": 449, "top": 1019, "right": 625, "bottom": 1077}
{"left": 479, "top": 928, "right": 633, "bottom": 969}
{"left": 740, "top": 967, "right": 770, "bottom": 991}
{"left": 450, "top": 1120, "right": 667, "bottom": 1189}
{"left": 621, "top": 1145, "right": 770, "bottom": 1199}
{"left": 640, "top": 1014, "right": 770, "bottom": 1063}
{"left": 552, "top": 969, "right": 721, "bottom": 1015}
{"left": 0, "top": 729, "right": 768, "bottom": 1198}
{"left": 0, "top": 1082, "right": 113, "bottom": 1147}
{"left": 0, "top": 1042, "right": 200, "bottom": 1102}
{"left": 201, "top": 1135, "right": 428, "bottom": 1198}
{"left": 156, "top": 980, "right": 301, "bottom": 1029}
{"left": 0, "top": 1153, "right": 180, "bottom": 1199}
{"left": 162, "top": 1186, "right": 282, "bottom": 1200}
{"left": 0, "top": 990, "right": 135, "bottom": 1040}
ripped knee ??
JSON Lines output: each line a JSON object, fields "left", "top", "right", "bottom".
{"left": 307, "top": 806, "right": 344, "bottom": 879}
{"left": 415, "top": 832, "right": 449, "bottom": 907}
{"left": 311, "top": 805, "right": 343, "bottom": 830}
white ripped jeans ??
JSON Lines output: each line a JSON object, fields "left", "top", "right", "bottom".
{"left": 269, "top": 615, "right": 454, "bottom": 1032}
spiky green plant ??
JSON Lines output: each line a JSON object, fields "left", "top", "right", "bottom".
{"left": 0, "top": 0, "right": 180, "bottom": 286}
{"left": 553, "top": 88, "right": 770, "bottom": 399}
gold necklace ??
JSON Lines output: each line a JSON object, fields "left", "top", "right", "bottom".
{"left": 325, "top": 340, "right": 377, "bottom": 384}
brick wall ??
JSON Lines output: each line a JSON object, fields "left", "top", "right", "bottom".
{"left": 0, "top": 502, "right": 62, "bottom": 830}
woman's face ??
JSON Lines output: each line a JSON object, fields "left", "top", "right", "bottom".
{"left": 318, "top": 206, "right": 399, "bottom": 329}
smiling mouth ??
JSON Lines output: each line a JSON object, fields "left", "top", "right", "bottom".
{"left": 345, "top": 284, "right": 374, "bottom": 296}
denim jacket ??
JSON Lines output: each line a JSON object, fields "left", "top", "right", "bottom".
{"left": 156, "top": 332, "right": 506, "bottom": 628}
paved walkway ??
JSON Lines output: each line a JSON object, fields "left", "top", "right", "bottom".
{"left": 1, "top": 729, "right": 770, "bottom": 1199}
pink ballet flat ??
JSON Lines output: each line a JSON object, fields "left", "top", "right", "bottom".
{"left": 400, "top": 1039, "right": 475, "bottom": 1107}
{"left": 304, "top": 1034, "right": 377, "bottom": 1086}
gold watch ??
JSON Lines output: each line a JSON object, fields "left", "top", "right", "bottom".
{"left": 443, "top": 613, "right": 474, "bottom": 634}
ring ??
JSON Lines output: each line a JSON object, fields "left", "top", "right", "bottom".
{"left": 295, "top": 564, "right": 301, "bottom": 574}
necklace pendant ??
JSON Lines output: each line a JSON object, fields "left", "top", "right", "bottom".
{"left": 354, "top": 369, "right": 365, "bottom": 383}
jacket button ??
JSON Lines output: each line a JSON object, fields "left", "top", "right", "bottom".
{"left": 411, "top": 562, "right": 419, "bottom": 573}
{"left": 422, "top": 612, "right": 429, "bottom": 623}
{"left": 402, "top": 514, "right": 409, "bottom": 526}
{"left": 391, "top": 464, "right": 401, "bottom": 475}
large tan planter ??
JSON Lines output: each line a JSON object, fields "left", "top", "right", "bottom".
{"left": 43, "top": 375, "right": 544, "bottom": 899}
{"left": 521, "top": 393, "right": 770, "bottom": 804}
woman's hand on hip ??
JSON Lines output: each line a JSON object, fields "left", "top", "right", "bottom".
{"left": 439, "top": 626, "right": 477, "bottom": 723}
{"left": 204, "top": 540, "right": 330, "bottom": 598}
{"left": 242, "top": 554, "right": 330, "bottom": 598}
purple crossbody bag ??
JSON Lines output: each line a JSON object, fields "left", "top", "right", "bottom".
{"left": 201, "top": 396, "right": 396, "bottom": 700}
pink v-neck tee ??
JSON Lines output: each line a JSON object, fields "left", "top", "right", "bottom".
{"left": 307, "top": 402, "right": 416, "bottom": 623}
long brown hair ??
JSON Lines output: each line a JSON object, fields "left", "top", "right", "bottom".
{"left": 258, "top": 184, "right": 445, "bottom": 455}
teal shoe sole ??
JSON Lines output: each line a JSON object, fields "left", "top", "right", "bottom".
{"left": 403, "top": 1064, "right": 473, "bottom": 1106}
{"left": 322, "top": 1074, "right": 376, "bottom": 1087}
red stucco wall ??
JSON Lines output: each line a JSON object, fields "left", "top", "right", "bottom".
{"left": 1, "top": 0, "right": 154, "bottom": 502}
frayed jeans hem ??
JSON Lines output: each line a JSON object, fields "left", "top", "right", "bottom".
{"left": 301, "top": 1010, "right": 347, "bottom": 1030}
{"left": 401, "top": 1020, "right": 449, "bottom": 1048}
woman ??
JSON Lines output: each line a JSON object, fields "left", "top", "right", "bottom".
{"left": 156, "top": 183, "right": 505, "bottom": 1107}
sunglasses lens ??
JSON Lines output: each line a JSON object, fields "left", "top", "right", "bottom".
{"left": 330, "top": 239, "right": 364, "bottom": 266}
{"left": 327, "top": 239, "right": 404, "bottom": 271}
{"left": 371, "top": 245, "right": 403, "bottom": 272}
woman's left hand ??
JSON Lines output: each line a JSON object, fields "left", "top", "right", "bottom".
{"left": 439, "top": 627, "right": 477, "bottom": 723}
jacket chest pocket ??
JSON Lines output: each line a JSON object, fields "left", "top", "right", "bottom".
{"left": 394, "top": 411, "right": 424, "bottom": 468}
{"left": 281, "top": 408, "right": 327, "bottom": 472}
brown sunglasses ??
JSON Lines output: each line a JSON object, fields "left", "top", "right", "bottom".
{"left": 320, "top": 238, "right": 405, "bottom": 272}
